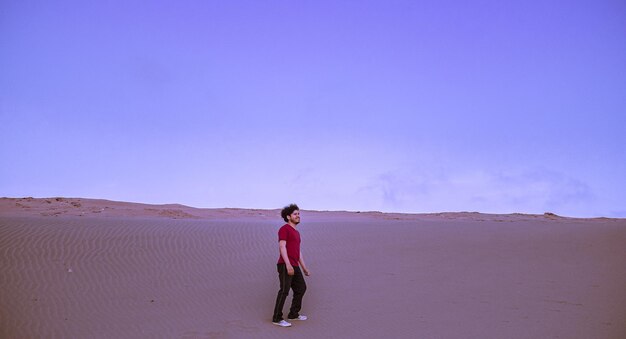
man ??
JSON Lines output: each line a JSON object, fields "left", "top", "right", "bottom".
{"left": 271, "top": 204, "right": 310, "bottom": 327}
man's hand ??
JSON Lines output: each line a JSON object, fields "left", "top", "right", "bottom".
{"left": 303, "top": 268, "right": 310, "bottom": 276}
{"left": 287, "top": 265, "right": 295, "bottom": 276}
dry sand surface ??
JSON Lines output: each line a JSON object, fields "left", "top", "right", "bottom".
{"left": 1, "top": 197, "right": 625, "bottom": 338}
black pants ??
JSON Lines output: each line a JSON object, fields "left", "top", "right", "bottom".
{"left": 272, "top": 263, "right": 307, "bottom": 322}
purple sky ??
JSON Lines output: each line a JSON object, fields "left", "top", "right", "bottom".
{"left": 1, "top": 1, "right": 625, "bottom": 217}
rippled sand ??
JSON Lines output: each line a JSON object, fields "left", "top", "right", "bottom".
{"left": 1, "top": 198, "right": 625, "bottom": 338}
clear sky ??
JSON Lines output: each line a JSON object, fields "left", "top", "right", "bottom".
{"left": 1, "top": 0, "right": 625, "bottom": 217}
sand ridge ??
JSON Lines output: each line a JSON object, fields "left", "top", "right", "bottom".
{"left": 1, "top": 197, "right": 618, "bottom": 222}
{"left": 1, "top": 197, "right": 281, "bottom": 220}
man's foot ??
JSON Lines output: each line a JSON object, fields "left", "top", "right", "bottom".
{"left": 288, "top": 315, "right": 308, "bottom": 321}
{"left": 272, "top": 320, "right": 292, "bottom": 327}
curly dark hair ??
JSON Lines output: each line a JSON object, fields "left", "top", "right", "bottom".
{"left": 281, "top": 204, "right": 300, "bottom": 222}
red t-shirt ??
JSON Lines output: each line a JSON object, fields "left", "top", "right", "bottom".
{"left": 277, "top": 224, "right": 301, "bottom": 266}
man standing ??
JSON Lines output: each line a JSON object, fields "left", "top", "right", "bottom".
{"left": 272, "top": 204, "right": 310, "bottom": 327}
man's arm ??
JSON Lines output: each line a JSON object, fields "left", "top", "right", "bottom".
{"left": 279, "top": 240, "right": 294, "bottom": 276}
{"left": 299, "top": 251, "right": 310, "bottom": 276}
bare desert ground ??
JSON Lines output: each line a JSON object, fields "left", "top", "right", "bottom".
{"left": 1, "top": 197, "right": 625, "bottom": 338}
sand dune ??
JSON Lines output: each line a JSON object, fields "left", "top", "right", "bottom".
{"left": 1, "top": 198, "right": 625, "bottom": 338}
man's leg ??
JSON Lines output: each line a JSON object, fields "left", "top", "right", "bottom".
{"left": 272, "top": 264, "right": 293, "bottom": 323}
{"left": 288, "top": 266, "right": 307, "bottom": 319}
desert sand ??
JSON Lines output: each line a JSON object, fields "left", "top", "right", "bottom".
{"left": 1, "top": 197, "right": 625, "bottom": 338}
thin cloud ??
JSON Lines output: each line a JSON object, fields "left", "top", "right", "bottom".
{"left": 359, "top": 166, "right": 594, "bottom": 216}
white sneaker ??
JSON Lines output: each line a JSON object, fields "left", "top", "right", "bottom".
{"left": 272, "top": 320, "right": 292, "bottom": 327}
{"left": 288, "top": 315, "right": 308, "bottom": 321}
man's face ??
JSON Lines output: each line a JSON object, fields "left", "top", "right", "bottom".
{"left": 288, "top": 210, "right": 300, "bottom": 225}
